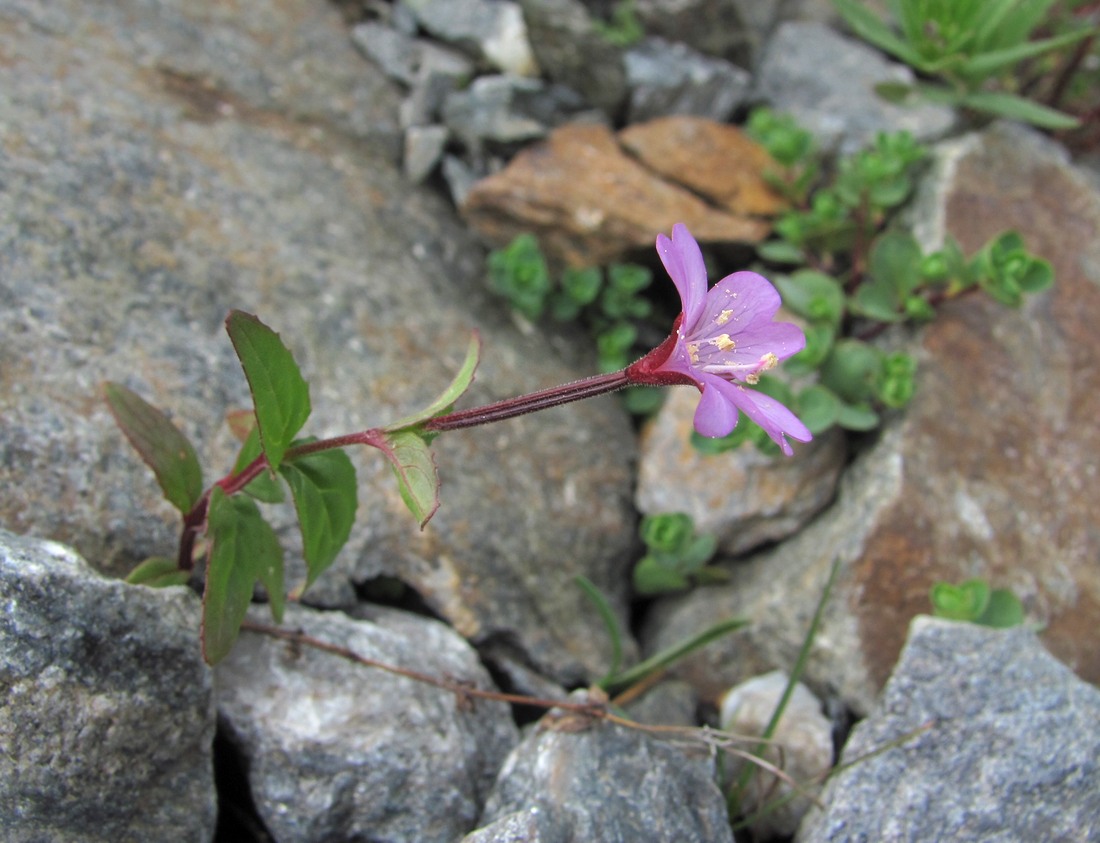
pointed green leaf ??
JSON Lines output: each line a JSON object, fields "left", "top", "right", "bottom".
{"left": 930, "top": 579, "right": 990, "bottom": 621}
{"left": 977, "top": 588, "right": 1025, "bottom": 628}
{"left": 202, "top": 486, "right": 284, "bottom": 664}
{"left": 633, "top": 555, "right": 692, "bottom": 596}
{"left": 377, "top": 428, "right": 440, "bottom": 527}
{"left": 225, "top": 311, "right": 311, "bottom": 470}
{"left": 103, "top": 381, "right": 204, "bottom": 514}
{"left": 279, "top": 445, "right": 358, "bottom": 591}
{"left": 125, "top": 556, "right": 191, "bottom": 588}
{"left": 232, "top": 422, "right": 286, "bottom": 503}
{"left": 962, "top": 28, "right": 1094, "bottom": 81}
{"left": 960, "top": 91, "right": 1080, "bottom": 130}
{"left": 384, "top": 332, "right": 481, "bottom": 431}
{"left": 831, "top": 0, "right": 925, "bottom": 66}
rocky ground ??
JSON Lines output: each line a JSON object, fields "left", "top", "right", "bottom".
{"left": 2, "top": 1, "right": 1099, "bottom": 841}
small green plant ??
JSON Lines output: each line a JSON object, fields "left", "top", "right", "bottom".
{"left": 485, "top": 233, "right": 665, "bottom": 415}
{"left": 632, "top": 512, "right": 722, "bottom": 595}
{"left": 592, "top": 0, "right": 645, "bottom": 47}
{"left": 831, "top": 0, "right": 1096, "bottom": 128}
{"left": 930, "top": 577, "right": 1026, "bottom": 627}
{"left": 725, "top": 108, "right": 1056, "bottom": 448}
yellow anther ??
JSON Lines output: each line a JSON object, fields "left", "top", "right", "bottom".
{"left": 761, "top": 352, "right": 778, "bottom": 370}
{"left": 715, "top": 309, "right": 734, "bottom": 326}
{"left": 714, "top": 334, "right": 736, "bottom": 352}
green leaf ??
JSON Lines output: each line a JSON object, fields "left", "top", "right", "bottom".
{"left": 873, "top": 81, "right": 915, "bottom": 104}
{"left": 377, "top": 428, "right": 439, "bottom": 527}
{"left": 1019, "top": 257, "right": 1054, "bottom": 294}
{"left": 959, "top": 90, "right": 1080, "bottom": 129}
{"left": 961, "top": 28, "right": 1094, "bottom": 82}
{"left": 225, "top": 311, "right": 311, "bottom": 471}
{"left": 785, "top": 322, "right": 837, "bottom": 376}
{"left": 930, "top": 578, "right": 990, "bottom": 621}
{"left": 976, "top": 588, "right": 1026, "bottom": 628}
{"left": 384, "top": 333, "right": 481, "bottom": 431}
{"left": 831, "top": 0, "right": 925, "bottom": 67}
{"left": 103, "top": 382, "right": 204, "bottom": 514}
{"left": 835, "top": 401, "right": 880, "bottom": 431}
{"left": 756, "top": 239, "right": 802, "bottom": 266}
{"left": 640, "top": 512, "right": 695, "bottom": 556}
{"left": 820, "top": 339, "right": 884, "bottom": 404}
{"left": 232, "top": 422, "right": 286, "bottom": 503}
{"left": 602, "top": 616, "right": 749, "bottom": 696}
{"left": 775, "top": 269, "right": 845, "bottom": 325}
{"left": 125, "top": 556, "right": 191, "bottom": 588}
{"left": 633, "top": 555, "right": 692, "bottom": 596}
{"left": 797, "top": 384, "right": 842, "bottom": 434}
{"left": 202, "top": 486, "right": 285, "bottom": 664}
{"left": 279, "top": 446, "right": 358, "bottom": 592}
{"left": 574, "top": 575, "right": 625, "bottom": 683}
{"left": 852, "top": 282, "right": 905, "bottom": 322}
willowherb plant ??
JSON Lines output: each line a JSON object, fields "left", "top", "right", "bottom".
{"left": 108, "top": 225, "right": 810, "bottom": 664}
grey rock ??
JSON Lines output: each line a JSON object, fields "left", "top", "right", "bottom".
{"left": 0, "top": 0, "right": 638, "bottom": 687}
{"left": 636, "top": 388, "right": 846, "bottom": 557}
{"left": 624, "top": 679, "right": 700, "bottom": 728}
{"left": 404, "top": 123, "right": 450, "bottom": 182}
{"left": 635, "top": 0, "right": 754, "bottom": 64}
{"left": 624, "top": 36, "right": 751, "bottom": 123}
{"left": 474, "top": 698, "right": 735, "bottom": 842}
{"left": 753, "top": 21, "right": 955, "bottom": 154}
{"left": 517, "top": 0, "right": 629, "bottom": 114}
{"left": 799, "top": 617, "right": 1100, "bottom": 842}
{"left": 463, "top": 806, "right": 566, "bottom": 843}
{"left": 0, "top": 529, "right": 215, "bottom": 843}
{"left": 442, "top": 152, "right": 484, "bottom": 206}
{"left": 720, "top": 671, "right": 833, "bottom": 839}
{"left": 442, "top": 74, "right": 557, "bottom": 150}
{"left": 217, "top": 603, "right": 519, "bottom": 843}
{"left": 402, "top": 0, "right": 539, "bottom": 76}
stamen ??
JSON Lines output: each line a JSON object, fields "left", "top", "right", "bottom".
{"left": 715, "top": 309, "right": 734, "bottom": 326}
{"left": 713, "top": 334, "right": 736, "bottom": 352}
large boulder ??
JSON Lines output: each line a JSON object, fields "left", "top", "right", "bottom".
{"left": 0, "top": 0, "right": 637, "bottom": 685}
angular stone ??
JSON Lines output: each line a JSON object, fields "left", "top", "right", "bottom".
{"left": 720, "top": 671, "right": 833, "bottom": 839}
{"left": 217, "top": 604, "right": 518, "bottom": 843}
{"left": 404, "top": 123, "right": 450, "bottom": 182}
{"left": 634, "top": 0, "right": 752, "bottom": 63}
{"left": 799, "top": 617, "right": 1100, "bottom": 842}
{"left": 636, "top": 387, "right": 845, "bottom": 556}
{"left": 620, "top": 115, "right": 786, "bottom": 217}
{"left": 0, "top": 530, "right": 215, "bottom": 843}
{"left": 754, "top": 21, "right": 955, "bottom": 155}
{"left": 642, "top": 123, "right": 1100, "bottom": 713}
{"left": 623, "top": 37, "right": 751, "bottom": 124}
{"left": 516, "top": 0, "right": 628, "bottom": 114}
{"left": 0, "top": 0, "right": 638, "bottom": 687}
{"left": 402, "top": 0, "right": 540, "bottom": 77}
{"left": 474, "top": 698, "right": 735, "bottom": 842}
{"left": 462, "top": 122, "right": 771, "bottom": 267}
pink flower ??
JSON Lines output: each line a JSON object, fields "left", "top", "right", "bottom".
{"left": 627, "top": 224, "right": 812, "bottom": 455}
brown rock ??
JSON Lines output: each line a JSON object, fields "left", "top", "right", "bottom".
{"left": 642, "top": 124, "right": 1100, "bottom": 712}
{"left": 461, "top": 122, "right": 770, "bottom": 267}
{"left": 635, "top": 387, "right": 845, "bottom": 556}
{"left": 619, "top": 116, "right": 786, "bottom": 217}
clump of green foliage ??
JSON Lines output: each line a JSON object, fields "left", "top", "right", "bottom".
{"left": 486, "top": 233, "right": 663, "bottom": 414}
{"left": 930, "top": 577, "right": 1026, "bottom": 627}
{"left": 631, "top": 513, "right": 723, "bottom": 595}
{"left": 831, "top": 0, "right": 1097, "bottom": 129}
{"left": 697, "top": 107, "right": 1055, "bottom": 450}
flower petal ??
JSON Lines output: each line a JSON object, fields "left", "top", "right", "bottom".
{"left": 692, "top": 271, "right": 782, "bottom": 336}
{"left": 656, "top": 224, "right": 708, "bottom": 329}
{"left": 708, "top": 378, "right": 813, "bottom": 455}
{"left": 691, "top": 379, "right": 740, "bottom": 438}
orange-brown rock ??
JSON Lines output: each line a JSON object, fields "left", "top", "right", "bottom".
{"left": 619, "top": 116, "right": 786, "bottom": 217}
{"left": 461, "top": 122, "right": 770, "bottom": 267}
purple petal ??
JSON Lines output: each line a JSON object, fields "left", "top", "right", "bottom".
{"left": 691, "top": 380, "right": 739, "bottom": 438}
{"left": 707, "top": 378, "right": 812, "bottom": 455}
{"left": 723, "top": 321, "right": 807, "bottom": 363}
{"left": 694, "top": 271, "right": 782, "bottom": 334}
{"left": 656, "top": 224, "right": 708, "bottom": 329}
